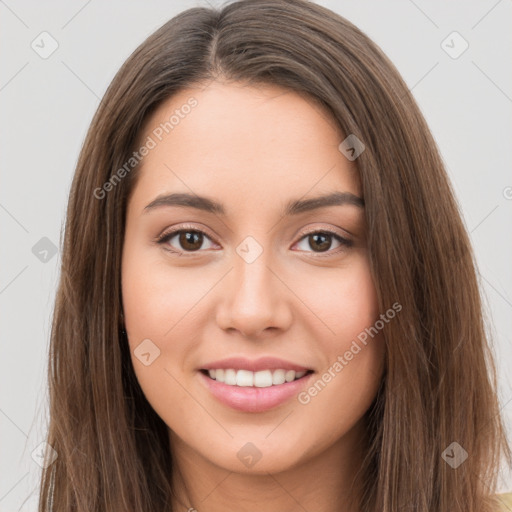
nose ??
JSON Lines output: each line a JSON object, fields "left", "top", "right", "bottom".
{"left": 215, "top": 248, "right": 293, "bottom": 338}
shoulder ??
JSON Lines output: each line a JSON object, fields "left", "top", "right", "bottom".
{"left": 496, "top": 492, "right": 512, "bottom": 511}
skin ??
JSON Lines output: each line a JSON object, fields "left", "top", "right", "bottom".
{"left": 121, "top": 80, "right": 385, "bottom": 512}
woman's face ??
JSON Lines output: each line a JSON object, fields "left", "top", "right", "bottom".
{"left": 121, "top": 80, "right": 385, "bottom": 476}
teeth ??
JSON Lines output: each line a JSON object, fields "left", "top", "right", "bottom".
{"left": 205, "top": 368, "right": 308, "bottom": 387}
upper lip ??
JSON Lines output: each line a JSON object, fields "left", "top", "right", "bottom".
{"left": 200, "top": 356, "right": 313, "bottom": 373}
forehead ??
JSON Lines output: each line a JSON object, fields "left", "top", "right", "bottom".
{"left": 129, "top": 81, "right": 361, "bottom": 217}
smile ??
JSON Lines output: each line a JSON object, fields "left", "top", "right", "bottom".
{"left": 201, "top": 368, "right": 312, "bottom": 387}
{"left": 198, "top": 369, "right": 315, "bottom": 413}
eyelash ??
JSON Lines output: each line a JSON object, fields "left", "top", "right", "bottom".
{"left": 155, "top": 223, "right": 353, "bottom": 258}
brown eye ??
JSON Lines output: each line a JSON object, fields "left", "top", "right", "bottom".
{"left": 157, "top": 227, "right": 216, "bottom": 254}
{"left": 178, "top": 231, "right": 203, "bottom": 251}
{"left": 294, "top": 230, "right": 353, "bottom": 255}
{"left": 307, "top": 233, "right": 332, "bottom": 252}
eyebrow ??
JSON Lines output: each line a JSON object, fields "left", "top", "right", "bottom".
{"left": 143, "top": 191, "right": 364, "bottom": 216}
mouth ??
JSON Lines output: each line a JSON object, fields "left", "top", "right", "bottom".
{"left": 198, "top": 367, "right": 315, "bottom": 412}
{"left": 200, "top": 368, "right": 314, "bottom": 388}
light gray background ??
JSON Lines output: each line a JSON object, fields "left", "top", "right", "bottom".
{"left": 1, "top": 0, "right": 511, "bottom": 509}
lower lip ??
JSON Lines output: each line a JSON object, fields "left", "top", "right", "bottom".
{"left": 198, "top": 370, "right": 314, "bottom": 413}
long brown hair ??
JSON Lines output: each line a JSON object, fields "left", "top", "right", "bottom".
{"left": 39, "top": 0, "right": 511, "bottom": 510}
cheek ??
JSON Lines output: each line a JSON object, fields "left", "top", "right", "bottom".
{"left": 121, "top": 248, "right": 203, "bottom": 417}
{"left": 297, "top": 256, "right": 384, "bottom": 402}
{"left": 121, "top": 243, "right": 207, "bottom": 341}
{"left": 299, "top": 256, "right": 379, "bottom": 344}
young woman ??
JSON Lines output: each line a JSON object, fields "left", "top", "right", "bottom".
{"left": 39, "top": 0, "right": 512, "bottom": 510}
